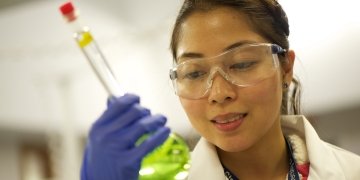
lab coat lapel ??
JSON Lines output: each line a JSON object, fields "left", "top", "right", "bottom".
{"left": 282, "top": 115, "right": 346, "bottom": 179}
{"left": 188, "top": 138, "right": 226, "bottom": 180}
{"left": 189, "top": 116, "right": 349, "bottom": 180}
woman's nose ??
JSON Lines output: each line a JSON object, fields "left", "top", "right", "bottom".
{"left": 207, "top": 72, "right": 237, "bottom": 104}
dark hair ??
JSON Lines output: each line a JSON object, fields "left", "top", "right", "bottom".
{"left": 170, "top": 0, "right": 301, "bottom": 115}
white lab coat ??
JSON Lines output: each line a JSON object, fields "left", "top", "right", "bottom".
{"left": 188, "top": 115, "right": 360, "bottom": 180}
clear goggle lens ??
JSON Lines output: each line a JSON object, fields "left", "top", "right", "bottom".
{"left": 169, "top": 43, "right": 286, "bottom": 99}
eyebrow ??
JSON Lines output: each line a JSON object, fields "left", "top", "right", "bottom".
{"left": 177, "top": 40, "right": 256, "bottom": 60}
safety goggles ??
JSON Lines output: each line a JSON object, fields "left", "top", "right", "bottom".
{"left": 169, "top": 43, "right": 286, "bottom": 99}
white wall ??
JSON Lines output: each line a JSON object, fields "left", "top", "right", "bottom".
{"left": 281, "top": 0, "right": 360, "bottom": 114}
{"left": 0, "top": 0, "right": 190, "bottom": 134}
{"left": 1, "top": 0, "right": 360, "bottom": 133}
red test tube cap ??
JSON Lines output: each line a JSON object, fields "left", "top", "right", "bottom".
{"left": 59, "top": 2, "right": 77, "bottom": 22}
{"left": 59, "top": 2, "right": 74, "bottom": 15}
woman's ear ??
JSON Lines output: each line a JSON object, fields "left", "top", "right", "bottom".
{"left": 283, "top": 50, "right": 295, "bottom": 84}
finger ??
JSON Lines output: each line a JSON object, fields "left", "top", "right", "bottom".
{"left": 133, "top": 127, "right": 171, "bottom": 158}
{"left": 99, "top": 114, "right": 166, "bottom": 148}
{"left": 120, "top": 114, "right": 167, "bottom": 145}
{"left": 106, "top": 95, "right": 118, "bottom": 107}
{"left": 111, "top": 104, "right": 151, "bottom": 129}
{"left": 94, "top": 94, "right": 141, "bottom": 127}
{"left": 90, "top": 104, "right": 151, "bottom": 143}
{"left": 107, "top": 93, "right": 139, "bottom": 108}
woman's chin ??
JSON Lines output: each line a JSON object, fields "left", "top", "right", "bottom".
{"left": 215, "top": 138, "right": 253, "bottom": 153}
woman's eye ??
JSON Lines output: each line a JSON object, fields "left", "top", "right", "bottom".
{"left": 230, "top": 61, "right": 257, "bottom": 70}
{"left": 184, "top": 71, "right": 206, "bottom": 80}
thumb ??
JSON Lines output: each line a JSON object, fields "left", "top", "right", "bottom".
{"left": 107, "top": 95, "right": 118, "bottom": 107}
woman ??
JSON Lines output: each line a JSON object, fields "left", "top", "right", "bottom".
{"left": 81, "top": 0, "right": 360, "bottom": 179}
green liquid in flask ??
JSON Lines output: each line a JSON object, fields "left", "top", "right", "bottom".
{"left": 138, "top": 133, "right": 190, "bottom": 180}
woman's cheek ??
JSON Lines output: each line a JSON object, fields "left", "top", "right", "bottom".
{"left": 179, "top": 98, "right": 206, "bottom": 125}
{"left": 243, "top": 77, "right": 282, "bottom": 113}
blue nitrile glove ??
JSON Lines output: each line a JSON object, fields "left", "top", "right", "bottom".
{"left": 81, "top": 94, "right": 171, "bottom": 180}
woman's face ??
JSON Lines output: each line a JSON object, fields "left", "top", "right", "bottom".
{"left": 177, "top": 7, "right": 291, "bottom": 152}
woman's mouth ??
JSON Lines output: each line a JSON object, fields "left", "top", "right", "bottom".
{"left": 211, "top": 113, "right": 247, "bottom": 132}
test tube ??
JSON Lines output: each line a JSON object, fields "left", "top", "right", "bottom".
{"left": 59, "top": 2, "right": 124, "bottom": 98}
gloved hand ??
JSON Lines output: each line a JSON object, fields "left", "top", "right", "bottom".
{"left": 81, "top": 93, "right": 170, "bottom": 180}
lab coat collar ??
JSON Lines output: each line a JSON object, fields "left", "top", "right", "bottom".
{"left": 189, "top": 115, "right": 347, "bottom": 180}
{"left": 282, "top": 115, "right": 346, "bottom": 179}
{"left": 188, "top": 137, "right": 225, "bottom": 180}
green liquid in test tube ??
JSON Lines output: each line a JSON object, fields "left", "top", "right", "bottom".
{"left": 59, "top": 2, "right": 190, "bottom": 180}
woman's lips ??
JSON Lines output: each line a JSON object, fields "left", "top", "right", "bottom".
{"left": 211, "top": 113, "right": 247, "bottom": 132}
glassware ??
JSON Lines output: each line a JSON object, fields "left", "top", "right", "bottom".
{"left": 59, "top": 2, "right": 190, "bottom": 179}
{"left": 170, "top": 43, "right": 285, "bottom": 99}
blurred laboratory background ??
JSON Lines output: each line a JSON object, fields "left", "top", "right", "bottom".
{"left": 0, "top": 0, "right": 359, "bottom": 179}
